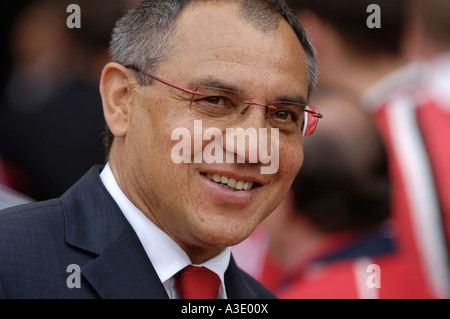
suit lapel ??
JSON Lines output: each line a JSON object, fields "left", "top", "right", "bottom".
{"left": 224, "top": 257, "right": 258, "bottom": 299}
{"left": 61, "top": 165, "right": 168, "bottom": 299}
{"left": 81, "top": 227, "right": 168, "bottom": 299}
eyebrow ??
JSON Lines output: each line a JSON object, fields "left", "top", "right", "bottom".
{"left": 188, "top": 77, "right": 243, "bottom": 94}
{"left": 273, "top": 94, "right": 307, "bottom": 106}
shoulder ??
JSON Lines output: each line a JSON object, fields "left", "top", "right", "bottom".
{"left": 236, "top": 267, "right": 276, "bottom": 299}
{"left": 0, "top": 199, "right": 63, "bottom": 233}
{"left": 226, "top": 257, "right": 276, "bottom": 299}
{"left": 0, "top": 199, "right": 65, "bottom": 260}
{"left": 0, "top": 195, "right": 99, "bottom": 298}
{"left": 0, "top": 200, "right": 67, "bottom": 296}
{"left": 0, "top": 165, "right": 105, "bottom": 237}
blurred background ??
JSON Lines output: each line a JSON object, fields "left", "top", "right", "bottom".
{"left": 1, "top": 0, "right": 449, "bottom": 299}
{"left": 0, "top": 0, "right": 138, "bottom": 201}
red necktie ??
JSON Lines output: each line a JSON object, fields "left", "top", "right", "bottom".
{"left": 175, "top": 265, "right": 221, "bottom": 299}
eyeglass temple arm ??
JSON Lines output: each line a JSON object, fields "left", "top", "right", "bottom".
{"left": 305, "top": 108, "right": 323, "bottom": 118}
{"left": 124, "top": 64, "right": 203, "bottom": 96}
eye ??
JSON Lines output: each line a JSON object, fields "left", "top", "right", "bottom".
{"left": 197, "top": 96, "right": 233, "bottom": 112}
{"left": 272, "top": 109, "right": 297, "bottom": 122}
{"left": 196, "top": 94, "right": 238, "bottom": 112}
{"left": 204, "top": 96, "right": 225, "bottom": 105}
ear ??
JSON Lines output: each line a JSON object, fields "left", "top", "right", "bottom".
{"left": 99, "top": 62, "right": 136, "bottom": 139}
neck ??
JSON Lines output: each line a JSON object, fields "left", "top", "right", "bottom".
{"left": 108, "top": 149, "right": 224, "bottom": 265}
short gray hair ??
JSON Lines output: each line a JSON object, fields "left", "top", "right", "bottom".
{"left": 105, "top": 0, "right": 318, "bottom": 155}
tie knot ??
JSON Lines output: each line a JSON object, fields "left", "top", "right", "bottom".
{"left": 175, "top": 266, "right": 221, "bottom": 299}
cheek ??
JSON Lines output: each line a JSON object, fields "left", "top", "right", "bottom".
{"left": 130, "top": 109, "right": 194, "bottom": 207}
{"left": 278, "top": 138, "right": 303, "bottom": 184}
{"left": 126, "top": 103, "right": 179, "bottom": 186}
{"left": 135, "top": 99, "right": 189, "bottom": 156}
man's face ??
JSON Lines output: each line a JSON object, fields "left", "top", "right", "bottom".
{"left": 118, "top": 2, "right": 308, "bottom": 260}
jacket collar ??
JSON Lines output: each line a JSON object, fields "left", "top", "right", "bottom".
{"left": 225, "top": 257, "right": 258, "bottom": 299}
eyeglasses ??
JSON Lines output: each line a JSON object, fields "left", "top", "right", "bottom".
{"left": 125, "top": 65, "right": 322, "bottom": 136}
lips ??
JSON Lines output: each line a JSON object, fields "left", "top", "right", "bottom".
{"left": 204, "top": 173, "right": 254, "bottom": 191}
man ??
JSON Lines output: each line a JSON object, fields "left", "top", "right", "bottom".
{"left": 0, "top": 0, "right": 320, "bottom": 299}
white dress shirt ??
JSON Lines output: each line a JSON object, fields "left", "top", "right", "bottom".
{"left": 100, "top": 163, "right": 230, "bottom": 299}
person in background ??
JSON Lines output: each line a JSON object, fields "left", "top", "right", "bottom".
{"left": 0, "top": 155, "right": 32, "bottom": 210}
{"left": 0, "top": 184, "right": 32, "bottom": 211}
{"left": 399, "top": 0, "right": 450, "bottom": 298}
{"left": 280, "top": 0, "right": 448, "bottom": 298}
{"left": 260, "top": 96, "right": 434, "bottom": 298}
{"left": 233, "top": 0, "right": 448, "bottom": 298}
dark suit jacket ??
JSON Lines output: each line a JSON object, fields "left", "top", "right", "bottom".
{"left": 0, "top": 165, "right": 275, "bottom": 299}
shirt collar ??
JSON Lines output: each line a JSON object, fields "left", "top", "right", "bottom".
{"left": 361, "top": 62, "right": 424, "bottom": 113}
{"left": 99, "top": 162, "right": 230, "bottom": 298}
{"left": 424, "top": 53, "right": 450, "bottom": 111}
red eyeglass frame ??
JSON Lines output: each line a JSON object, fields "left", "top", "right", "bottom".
{"left": 124, "top": 64, "right": 323, "bottom": 124}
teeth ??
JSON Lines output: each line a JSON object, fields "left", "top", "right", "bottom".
{"left": 205, "top": 173, "right": 254, "bottom": 191}
{"left": 227, "top": 178, "right": 237, "bottom": 188}
{"left": 236, "top": 180, "right": 245, "bottom": 190}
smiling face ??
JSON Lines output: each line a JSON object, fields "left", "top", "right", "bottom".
{"left": 106, "top": 1, "right": 309, "bottom": 263}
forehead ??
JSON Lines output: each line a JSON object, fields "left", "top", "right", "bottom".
{"left": 164, "top": 1, "right": 308, "bottom": 98}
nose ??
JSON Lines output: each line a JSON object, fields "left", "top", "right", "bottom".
{"left": 242, "top": 101, "right": 277, "bottom": 123}
{"left": 222, "top": 105, "right": 275, "bottom": 164}
{"left": 241, "top": 101, "right": 274, "bottom": 128}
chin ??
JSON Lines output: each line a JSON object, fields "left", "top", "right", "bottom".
{"left": 188, "top": 201, "right": 269, "bottom": 248}
{"left": 196, "top": 221, "right": 256, "bottom": 249}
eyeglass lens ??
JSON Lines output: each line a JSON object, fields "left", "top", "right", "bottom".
{"left": 190, "top": 86, "right": 320, "bottom": 136}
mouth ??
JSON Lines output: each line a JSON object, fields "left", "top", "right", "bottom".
{"left": 201, "top": 173, "right": 261, "bottom": 191}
